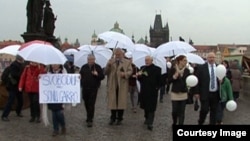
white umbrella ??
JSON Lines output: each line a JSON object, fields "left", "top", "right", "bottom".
{"left": 153, "top": 41, "right": 196, "bottom": 57}
{"left": 63, "top": 48, "right": 78, "bottom": 55}
{"left": 0, "top": 45, "right": 21, "bottom": 56}
{"left": 17, "top": 44, "right": 67, "bottom": 65}
{"left": 98, "top": 31, "right": 135, "bottom": 52}
{"left": 19, "top": 40, "right": 52, "bottom": 50}
{"left": 132, "top": 44, "right": 155, "bottom": 68}
{"left": 74, "top": 45, "right": 112, "bottom": 68}
{"left": 77, "top": 44, "right": 90, "bottom": 50}
{"left": 131, "top": 44, "right": 166, "bottom": 74}
{"left": 175, "top": 53, "right": 205, "bottom": 64}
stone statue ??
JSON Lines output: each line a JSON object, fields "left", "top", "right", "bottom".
{"left": 26, "top": 0, "right": 44, "bottom": 33}
{"left": 43, "top": 0, "right": 56, "bottom": 36}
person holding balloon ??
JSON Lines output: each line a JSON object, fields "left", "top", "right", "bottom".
{"left": 216, "top": 70, "right": 234, "bottom": 125}
{"left": 168, "top": 55, "right": 190, "bottom": 125}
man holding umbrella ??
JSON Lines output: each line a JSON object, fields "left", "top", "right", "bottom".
{"left": 137, "top": 55, "right": 162, "bottom": 131}
{"left": 105, "top": 48, "right": 132, "bottom": 125}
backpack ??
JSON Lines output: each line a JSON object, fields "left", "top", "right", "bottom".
{"left": 1, "top": 66, "right": 11, "bottom": 85}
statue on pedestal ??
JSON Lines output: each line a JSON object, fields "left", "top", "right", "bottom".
{"left": 43, "top": 0, "right": 57, "bottom": 37}
{"left": 26, "top": 0, "right": 44, "bottom": 33}
{"left": 23, "top": 0, "right": 58, "bottom": 48}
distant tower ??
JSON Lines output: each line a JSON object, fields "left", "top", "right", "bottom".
{"left": 149, "top": 14, "right": 169, "bottom": 48}
{"left": 91, "top": 30, "right": 98, "bottom": 45}
{"left": 132, "top": 34, "right": 135, "bottom": 43}
{"left": 110, "top": 21, "right": 125, "bottom": 34}
{"left": 74, "top": 38, "right": 80, "bottom": 48}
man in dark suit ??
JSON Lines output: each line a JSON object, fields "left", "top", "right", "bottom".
{"left": 137, "top": 56, "right": 162, "bottom": 131}
{"left": 80, "top": 54, "right": 105, "bottom": 127}
{"left": 194, "top": 52, "right": 220, "bottom": 125}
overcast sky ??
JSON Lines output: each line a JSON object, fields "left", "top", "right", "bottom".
{"left": 0, "top": 0, "right": 250, "bottom": 45}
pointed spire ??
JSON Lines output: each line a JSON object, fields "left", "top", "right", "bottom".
{"left": 145, "top": 35, "right": 148, "bottom": 44}
{"left": 132, "top": 34, "right": 135, "bottom": 43}
{"left": 164, "top": 22, "right": 169, "bottom": 30}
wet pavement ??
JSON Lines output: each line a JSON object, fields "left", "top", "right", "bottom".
{"left": 1, "top": 79, "right": 250, "bottom": 141}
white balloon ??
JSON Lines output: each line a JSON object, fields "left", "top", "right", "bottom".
{"left": 167, "top": 62, "right": 172, "bottom": 68}
{"left": 216, "top": 64, "right": 226, "bottom": 80}
{"left": 226, "top": 100, "right": 237, "bottom": 111}
{"left": 186, "top": 75, "right": 198, "bottom": 87}
{"left": 188, "top": 66, "right": 194, "bottom": 73}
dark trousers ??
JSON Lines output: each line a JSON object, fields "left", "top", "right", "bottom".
{"left": 233, "top": 91, "right": 240, "bottom": 100}
{"left": 216, "top": 101, "right": 226, "bottom": 123}
{"left": 171, "top": 100, "right": 186, "bottom": 125}
{"left": 28, "top": 93, "right": 40, "bottom": 119}
{"left": 144, "top": 110, "right": 155, "bottom": 125}
{"left": 52, "top": 110, "right": 65, "bottom": 131}
{"left": 110, "top": 86, "right": 124, "bottom": 121}
{"left": 110, "top": 110, "right": 124, "bottom": 121}
{"left": 160, "top": 85, "right": 165, "bottom": 100}
{"left": 2, "top": 89, "right": 23, "bottom": 117}
{"left": 198, "top": 92, "right": 219, "bottom": 125}
{"left": 82, "top": 88, "right": 98, "bottom": 122}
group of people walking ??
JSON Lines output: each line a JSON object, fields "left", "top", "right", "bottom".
{"left": 1, "top": 48, "right": 242, "bottom": 136}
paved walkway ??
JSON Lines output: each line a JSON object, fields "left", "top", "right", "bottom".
{"left": 1, "top": 80, "right": 250, "bottom": 141}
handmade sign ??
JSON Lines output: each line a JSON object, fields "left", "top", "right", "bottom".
{"left": 39, "top": 74, "right": 81, "bottom": 103}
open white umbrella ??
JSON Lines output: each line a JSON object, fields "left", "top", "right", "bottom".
{"left": 74, "top": 45, "right": 112, "bottom": 68}
{"left": 131, "top": 44, "right": 166, "bottom": 74}
{"left": 132, "top": 44, "right": 155, "bottom": 68}
{"left": 63, "top": 48, "right": 78, "bottom": 55}
{"left": 17, "top": 44, "right": 67, "bottom": 65}
{"left": 98, "top": 31, "right": 135, "bottom": 52}
{"left": 175, "top": 53, "right": 205, "bottom": 64}
{"left": 153, "top": 41, "right": 196, "bottom": 57}
{"left": 0, "top": 45, "right": 21, "bottom": 56}
{"left": 19, "top": 40, "right": 52, "bottom": 50}
{"left": 77, "top": 44, "right": 90, "bottom": 50}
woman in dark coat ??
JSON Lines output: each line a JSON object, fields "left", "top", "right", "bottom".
{"left": 168, "top": 55, "right": 190, "bottom": 125}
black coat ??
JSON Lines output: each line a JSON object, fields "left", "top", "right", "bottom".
{"left": 138, "top": 64, "right": 161, "bottom": 112}
{"left": 168, "top": 67, "right": 190, "bottom": 93}
{"left": 6, "top": 60, "right": 24, "bottom": 90}
{"left": 80, "top": 63, "right": 104, "bottom": 89}
{"left": 194, "top": 63, "right": 220, "bottom": 101}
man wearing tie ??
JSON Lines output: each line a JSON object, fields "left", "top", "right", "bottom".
{"left": 105, "top": 48, "right": 132, "bottom": 125}
{"left": 194, "top": 52, "right": 220, "bottom": 125}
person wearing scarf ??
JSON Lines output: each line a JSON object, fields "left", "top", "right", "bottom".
{"left": 168, "top": 55, "right": 190, "bottom": 125}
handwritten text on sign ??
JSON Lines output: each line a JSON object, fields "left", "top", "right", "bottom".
{"left": 39, "top": 74, "right": 81, "bottom": 103}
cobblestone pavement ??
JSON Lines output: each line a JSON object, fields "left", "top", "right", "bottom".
{"left": 1, "top": 79, "right": 250, "bottom": 141}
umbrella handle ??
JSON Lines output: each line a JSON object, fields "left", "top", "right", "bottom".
{"left": 111, "top": 41, "right": 119, "bottom": 58}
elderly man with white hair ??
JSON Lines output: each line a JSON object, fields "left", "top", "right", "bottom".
{"left": 137, "top": 55, "right": 162, "bottom": 131}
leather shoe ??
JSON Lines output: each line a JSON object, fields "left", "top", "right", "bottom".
{"left": 2, "top": 117, "right": 10, "bottom": 122}
{"left": 109, "top": 119, "right": 115, "bottom": 125}
{"left": 29, "top": 117, "right": 35, "bottom": 122}
{"left": 17, "top": 114, "right": 23, "bottom": 117}
{"left": 116, "top": 120, "right": 122, "bottom": 125}
{"left": 87, "top": 122, "right": 93, "bottom": 127}
{"left": 147, "top": 125, "right": 153, "bottom": 131}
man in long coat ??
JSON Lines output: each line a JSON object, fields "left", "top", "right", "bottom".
{"left": 137, "top": 56, "right": 162, "bottom": 131}
{"left": 105, "top": 48, "right": 132, "bottom": 125}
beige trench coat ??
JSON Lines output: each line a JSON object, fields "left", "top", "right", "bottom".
{"left": 105, "top": 58, "right": 132, "bottom": 110}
